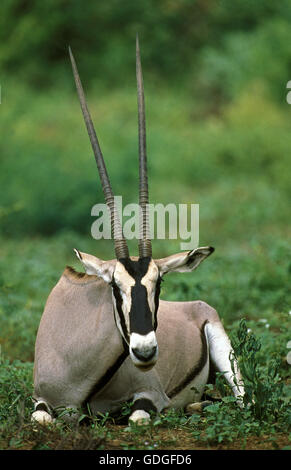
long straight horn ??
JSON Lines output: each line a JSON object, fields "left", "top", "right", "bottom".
{"left": 136, "top": 35, "right": 152, "bottom": 258}
{"left": 69, "top": 47, "right": 129, "bottom": 260}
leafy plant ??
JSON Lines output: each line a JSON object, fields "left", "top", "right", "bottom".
{"left": 230, "top": 319, "right": 288, "bottom": 422}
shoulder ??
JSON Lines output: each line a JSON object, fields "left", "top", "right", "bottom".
{"left": 159, "top": 299, "right": 220, "bottom": 325}
{"left": 190, "top": 300, "right": 219, "bottom": 320}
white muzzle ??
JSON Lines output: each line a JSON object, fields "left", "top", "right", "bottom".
{"left": 129, "top": 331, "right": 158, "bottom": 370}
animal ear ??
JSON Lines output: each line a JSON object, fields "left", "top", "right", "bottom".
{"left": 155, "top": 246, "right": 214, "bottom": 276}
{"left": 74, "top": 249, "right": 116, "bottom": 283}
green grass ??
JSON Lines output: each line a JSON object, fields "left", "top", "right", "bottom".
{"left": 0, "top": 80, "right": 290, "bottom": 449}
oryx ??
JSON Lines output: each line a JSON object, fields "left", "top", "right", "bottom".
{"left": 32, "top": 38, "right": 244, "bottom": 426}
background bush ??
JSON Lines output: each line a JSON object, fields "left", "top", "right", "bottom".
{"left": 1, "top": 1, "right": 291, "bottom": 238}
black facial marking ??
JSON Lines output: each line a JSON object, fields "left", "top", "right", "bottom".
{"left": 111, "top": 278, "right": 130, "bottom": 344}
{"left": 130, "top": 282, "right": 153, "bottom": 335}
{"left": 122, "top": 257, "right": 153, "bottom": 335}
{"left": 112, "top": 257, "right": 160, "bottom": 336}
{"left": 153, "top": 276, "right": 162, "bottom": 331}
{"left": 119, "top": 257, "right": 151, "bottom": 278}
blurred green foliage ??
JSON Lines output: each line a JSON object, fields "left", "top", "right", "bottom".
{"left": 1, "top": 0, "right": 291, "bottom": 94}
{"left": 1, "top": 0, "right": 291, "bottom": 239}
{"left": 0, "top": 80, "right": 290, "bottom": 240}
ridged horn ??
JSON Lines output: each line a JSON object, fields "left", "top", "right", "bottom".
{"left": 136, "top": 35, "right": 152, "bottom": 258}
{"left": 69, "top": 47, "right": 129, "bottom": 260}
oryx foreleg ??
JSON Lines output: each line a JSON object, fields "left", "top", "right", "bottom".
{"left": 31, "top": 399, "right": 54, "bottom": 424}
{"left": 128, "top": 395, "right": 157, "bottom": 425}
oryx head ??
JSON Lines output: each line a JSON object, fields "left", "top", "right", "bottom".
{"left": 69, "top": 37, "right": 214, "bottom": 370}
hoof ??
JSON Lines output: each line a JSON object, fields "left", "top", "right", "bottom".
{"left": 185, "top": 400, "right": 213, "bottom": 414}
{"left": 129, "top": 410, "right": 150, "bottom": 426}
{"left": 31, "top": 410, "right": 53, "bottom": 425}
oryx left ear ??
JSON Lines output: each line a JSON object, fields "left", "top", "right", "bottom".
{"left": 155, "top": 246, "right": 214, "bottom": 276}
{"left": 74, "top": 249, "right": 116, "bottom": 283}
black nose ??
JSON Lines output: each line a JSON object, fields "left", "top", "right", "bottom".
{"left": 132, "top": 345, "right": 157, "bottom": 362}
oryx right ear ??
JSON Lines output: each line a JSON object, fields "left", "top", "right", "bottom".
{"left": 74, "top": 249, "right": 116, "bottom": 283}
{"left": 155, "top": 246, "right": 214, "bottom": 277}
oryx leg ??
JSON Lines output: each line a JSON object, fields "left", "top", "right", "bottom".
{"left": 32, "top": 397, "right": 83, "bottom": 425}
{"left": 32, "top": 372, "right": 90, "bottom": 425}
{"left": 88, "top": 355, "right": 170, "bottom": 426}
{"left": 185, "top": 400, "right": 213, "bottom": 414}
{"left": 31, "top": 399, "right": 54, "bottom": 425}
{"left": 121, "top": 363, "right": 170, "bottom": 425}
{"left": 128, "top": 394, "right": 158, "bottom": 425}
{"left": 205, "top": 321, "right": 244, "bottom": 403}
